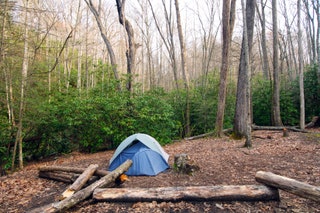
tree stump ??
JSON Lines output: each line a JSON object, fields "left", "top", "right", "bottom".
{"left": 282, "top": 128, "right": 289, "bottom": 137}
{"left": 174, "top": 154, "right": 199, "bottom": 175}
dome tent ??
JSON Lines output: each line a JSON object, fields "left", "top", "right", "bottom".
{"left": 109, "top": 133, "right": 169, "bottom": 176}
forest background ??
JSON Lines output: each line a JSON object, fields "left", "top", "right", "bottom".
{"left": 0, "top": 0, "right": 319, "bottom": 172}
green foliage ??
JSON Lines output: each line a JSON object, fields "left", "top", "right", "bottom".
{"left": 302, "top": 64, "right": 320, "bottom": 119}
{"left": 252, "top": 77, "right": 272, "bottom": 125}
{"left": 170, "top": 72, "right": 236, "bottom": 136}
{"left": 0, "top": 116, "right": 12, "bottom": 171}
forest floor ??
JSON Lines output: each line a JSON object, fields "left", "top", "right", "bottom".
{"left": 0, "top": 129, "right": 320, "bottom": 213}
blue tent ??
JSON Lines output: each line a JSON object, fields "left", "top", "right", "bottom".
{"left": 109, "top": 133, "right": 169, "bottom": 176}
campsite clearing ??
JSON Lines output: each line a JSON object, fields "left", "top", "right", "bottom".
{"left": 0, "top": 129, "right": 319, "bottom": 212}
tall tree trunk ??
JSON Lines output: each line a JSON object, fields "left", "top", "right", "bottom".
{"left": 174, "top": 0, "right": 190, "bottom": 136}
{"left": 116, "top": 0, "right": 137, "bottom": 93}
{"left": 215, "top": 0, "right": 236, "bottom": 137}
{"left": 12, "top": 0, "right": 29, "bottom": 170}
{"left": 256, "top": 0, "right": 269, "bottom": 79}
{"left": 298, "top": 0, "right": 305, "bottom": 129}
{"left": 271, "top": 0, "right": 283, "bottom": 126}
{"left": 317, "top": 1, "right": 320, "bottom": 83}
{"left": 85, "top": 0, "right": 121, "bottom": 90}
{"left": 234, "top": 0, "right": 255, "bottom": 139}
{"left": 241, "top": 0, "right": 254, "bottom": 147}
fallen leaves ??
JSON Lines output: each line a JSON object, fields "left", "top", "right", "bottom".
{"left": 0, "top": 130, "right": 319, "bottom": 212}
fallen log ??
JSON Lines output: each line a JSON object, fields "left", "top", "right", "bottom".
{"left": 61, "top": 164, "right": 99, "bottom": 199}
{"left": 93, "top": 185, "right": 279, "bottom": 202}
{"left": 185, "top": 128, "right": 233, "bottom": 140}
{"left": 39, "top": 165, "right": 109, "bottom": 177}
{"left": 255, "top": 171, "right": 320, "bottom": 202}
{"left": 28, "top": 159, "right": 132, "bottom": 213}
{"left": 39, "top": 171, "right": 78, "bottom": 183}
{"left": 252, "top": 125, "right": 308, "bottom": 133}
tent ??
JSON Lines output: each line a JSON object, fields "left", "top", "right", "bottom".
{"left": 109, "top": 133, "right": 169, "bottom": 176}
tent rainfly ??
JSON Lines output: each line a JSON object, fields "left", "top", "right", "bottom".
{"left": 109, "top": 133, "right": 169, "bottom": 176}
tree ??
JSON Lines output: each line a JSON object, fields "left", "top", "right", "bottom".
{"left": 234, "top": 0, "right": 256, "bottom": 139}
{"left": 256, "top": 0, "right": 270, "bottom": 79}
{"left": 148, "top": 0, "right": 179, "bottom": 90}
{"left": 174, "top": 0, "right": 190, "bottom": 136}
{"left": 115, "top": 0, "right": 137, "bottom": 93}
{"left": 298, "top": 0, "right": 305, "bottom": 129}
{"left": 271, "top": 0, "right": 282, "bottom": 126}
{"left": 240, "top": 0, "right": 253, "bottom": 147}
{"left": 215, "top": 0, "right": 236, "bottom": 137}
{"left": 12, "top": 0, "right": 29, "bottom": 170}
{"left": 84, "top": 0, "right": 121, "bottom": 90}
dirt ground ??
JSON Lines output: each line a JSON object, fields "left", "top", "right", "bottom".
{"left": 0, "top": 129, "right": 319, "bottom": 213}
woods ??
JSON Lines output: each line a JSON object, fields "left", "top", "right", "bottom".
{"left": 0, "top": 0, "right": 320, "bottom": 172}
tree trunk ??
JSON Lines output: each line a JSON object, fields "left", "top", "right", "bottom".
{"left": 12, "top": 0, "right": 29, "bottom": 170}
{"left": 84, "top": 0, "right": 121, "bottom": 90}
{"left": 255, "top": 171, "right": 320, "bottom": 202}
{"left": 234, "top": 0, "right": 255, "bottom": 140}
{"left": 61, "top": 164, "right": 99, "bottom": 199}
{"left": 298, "top": 0, "right": 305, "bottom": 130}
{"left": 256, "top": 0, "right": 270, "bottom": 79}
{"left": 29, "top": 160, "right": 132, "bottom": 213}
{"left": 271, "top": 0, "right": 283, "bottom": 126}
{"left": 93, "top": 185, "right": 279, "bottom": 202}
{"left": 116, "top": 0, "right": 137, "bottom": 93}
{"left": 215, "top": 0, "right": 236, "bottom": 137}
{"left": 174, "top": 0, "right": 190, "bottom": 136}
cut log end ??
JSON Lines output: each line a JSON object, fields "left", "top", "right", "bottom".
{"left": 255, "top": 171, "right": 320, "bottom": 202}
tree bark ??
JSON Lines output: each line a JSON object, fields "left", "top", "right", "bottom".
{"left": 234, "top": 0, "right": 255, "bottom": 141}
{"left": 93, "top": 185, "right": 279, "bottom": 202}
{"left": 116, "top": 0, "right": 136, "bottom": 93}
{"left": 39, "top": 171, "right": 79, "bottom": 183}
{"left": 297, "top": 0, "right": 305, "bottom": 130}
{"left": 38, "top": 165, "right": 109, "bottom": 177}
{"left": 215, "top": 0, "right": 236, "bottom": 137}
{"left": 271, "top": 0, "right": 283, "bottom": 126}
{"left": 255, "top": 171, "right": 320, "bottom": 202}
{"left": 61, "top": 164, "right": 99, "bottom": 199}
{"left": 29, "top": 160, "right": 132, "bottom": 213}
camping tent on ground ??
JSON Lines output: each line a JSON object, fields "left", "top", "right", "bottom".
{"left": 109, "top": 133, "right": 170, "bottom": 176}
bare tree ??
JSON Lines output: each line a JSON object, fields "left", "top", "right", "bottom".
{"left": 281, "top": 0, "right": 298, "bottom": 79}
{"left": 255, "top": 0, "right": 269, "bottom": 79}
{"left": 240, "top": 0, "right": 253, "bottom": 147}
{"left": 84, "top": 0, "right": 121, "bottom": 90}
{"left": 174, "top": 0, "right": 190, "bottom": 136}
{"left": 12, "top": 0, "right": 30, "bottom": 170}
{"left": 115, "top": 0, "right": 137, "bottom": 93}
{"left": 148, "top": 0, "right": 179, "bottom": 90}
{"left": 215, "top": 0, "right": 236, "bottom": 137}
{"left": 298, "top": 0, "right": 305, "bottom": 129}
{"left": 271, "top": 0, "right": 282, "bottom": 126}
{"left": 234, "top": 0, "right": 256, "bottom": 140}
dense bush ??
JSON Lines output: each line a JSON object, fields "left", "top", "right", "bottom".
{"left": 22, "top": 87, "right": 180, "bottom": 159}
{"left": 252, "top": 76, "right": 299, "bottom": 126}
